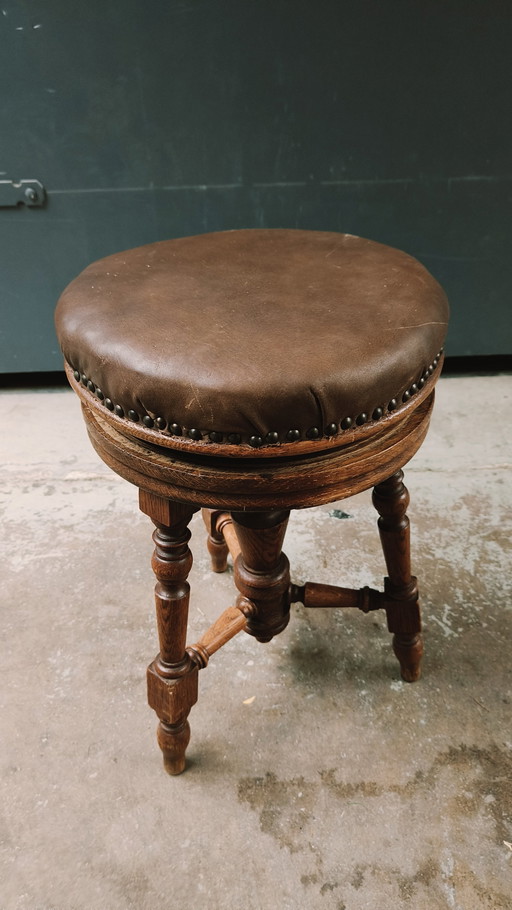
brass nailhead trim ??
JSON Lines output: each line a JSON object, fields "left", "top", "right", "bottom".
{"left": 71, "top": 348, "right": 443, "bottom": 448}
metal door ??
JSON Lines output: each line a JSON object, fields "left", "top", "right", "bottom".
{"left": 1, "top": 0, "right": 511, "bottom": 372}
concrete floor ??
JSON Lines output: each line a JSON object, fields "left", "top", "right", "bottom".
{"left": 1, "top": 375, "right": 511, "bottom": 910}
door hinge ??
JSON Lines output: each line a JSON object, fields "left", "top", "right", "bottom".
{"left": 0, "top": 179, "right": 46, "bottom": 207}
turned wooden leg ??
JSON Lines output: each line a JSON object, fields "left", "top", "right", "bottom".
{"left": 139, "top": 491, "right": 200, "bottom": 774}
{"left": 202, "top": 509, "right": 230, "bottom": 573}
{"left": 372, "top": 470, "right": 423, "bottom": 682}
{"left": 231, "top": 510, "right": 291, "bottom": 642}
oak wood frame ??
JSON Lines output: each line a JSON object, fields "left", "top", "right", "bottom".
{"left": 80, "top": 390, "right": 436, "bottom": 773}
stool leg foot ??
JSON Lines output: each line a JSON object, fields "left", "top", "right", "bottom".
{"left": 140, "top": 492, "right": 200, "bottom": 772}
{"left": 231, "top": 510, "right": 291, "bottom": 642}
{"left": 393, "top": 633, "right": 423, "bottom": 682}
{"left": 157, "top": 720, "right": 191, "bottom": 775}
{"left": 207, "top": 536, "right": 229, "bottom": 573}
{"left": 372, "top": 471, "right": 423, "bottom": 682}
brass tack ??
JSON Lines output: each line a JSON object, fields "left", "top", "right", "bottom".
{"left": 87, "top": 348, "right": 444, "bottom": 448}
{"left": 73, "top": 370, "right": 80, "bottom": 382}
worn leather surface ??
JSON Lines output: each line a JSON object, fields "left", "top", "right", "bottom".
{"left": 55, "top": 229, "right": 449, "bottom": 447}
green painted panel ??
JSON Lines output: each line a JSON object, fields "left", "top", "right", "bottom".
{"left": 1, "top": 0, "right": 511, "bottom": 371}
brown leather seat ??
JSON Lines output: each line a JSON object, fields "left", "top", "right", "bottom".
{"left": 55, "top": 229, "right": 449, "bottom": 457}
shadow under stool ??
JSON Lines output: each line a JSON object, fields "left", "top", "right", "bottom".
{"left": 55, "top": 229, "right": 449, "bottom": 774}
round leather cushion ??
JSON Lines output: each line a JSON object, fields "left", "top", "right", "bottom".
{"left": 55, "top": 229, "right": 449, "bottom": 449}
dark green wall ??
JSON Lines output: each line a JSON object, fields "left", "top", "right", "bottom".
{"left": 1, "top": 0, "right": 511, "bottom": 371}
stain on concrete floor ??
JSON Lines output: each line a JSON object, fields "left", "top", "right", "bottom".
{"left": 237, "top": 742, "right": 512, "bottom": 906}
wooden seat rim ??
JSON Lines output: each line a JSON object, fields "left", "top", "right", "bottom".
{"left": 83, "top": 392, "right": 434, "bottom": 510}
